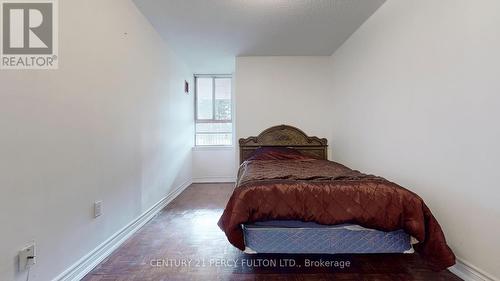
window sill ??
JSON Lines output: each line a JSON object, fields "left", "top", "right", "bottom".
{"left": 192, "top": 145, "right": 235, "bottom": 151}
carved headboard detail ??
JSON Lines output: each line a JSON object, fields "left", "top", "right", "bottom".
{"left": 239, "top": 125, "right": 328, "bottom": 163}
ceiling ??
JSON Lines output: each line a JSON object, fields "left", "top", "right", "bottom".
{"left": 133, "top": 0, "right": 386, "bottom": 73}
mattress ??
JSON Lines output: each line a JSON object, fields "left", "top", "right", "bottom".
{"left": 242, "top": 220, "right": 413, "bottom": 254}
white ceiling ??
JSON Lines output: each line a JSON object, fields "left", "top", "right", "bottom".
{"left": 133, "top": 0, "right": 386, "bottom": 73}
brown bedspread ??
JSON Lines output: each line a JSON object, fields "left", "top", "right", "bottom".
{"left": 217, "top": 159, "right": 455, "bottom": 270}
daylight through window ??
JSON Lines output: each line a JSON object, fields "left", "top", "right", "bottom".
{"left": 195, "top": 75, "right": 233, "bottom": 146}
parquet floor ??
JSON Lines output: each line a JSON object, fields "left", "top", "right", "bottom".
{"left": 82, "top": 183, "right": 461, "bottom": 281}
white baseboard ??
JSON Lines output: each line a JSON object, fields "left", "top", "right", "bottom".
{"left": 192, "top": 176, "right": 235, "bottom": 183}
{"left": 52, "top": 180, "right": 192, "bottom": 281}
{"left": 449, "top": 258, "right": 498, "bottom": 281}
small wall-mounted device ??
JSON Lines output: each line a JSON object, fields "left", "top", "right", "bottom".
{"left": 19, "top": 243, "right": 36, "bottom": 271}
{"left": 94, "top": 201, "right": 103, "bottom": 218}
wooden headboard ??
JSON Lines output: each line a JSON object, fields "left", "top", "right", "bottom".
{"left": 239, "top": 125, "right": 328, "bottom": 163}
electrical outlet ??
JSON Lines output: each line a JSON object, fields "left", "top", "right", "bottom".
{"left": 94, "top": 201, "right": 103, "bottom": 218}
{"left": 19, "top": 243, "right": 36, "bottom": 272}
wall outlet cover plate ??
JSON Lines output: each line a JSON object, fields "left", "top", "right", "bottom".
{"left": 19, "top": 244, "right": 36, "bottom": 271}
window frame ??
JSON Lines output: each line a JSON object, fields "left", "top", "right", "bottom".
{"left": 194, "top": 74, "right": 233, "bottom": 147}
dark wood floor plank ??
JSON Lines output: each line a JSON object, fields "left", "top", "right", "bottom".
{"left": 82, "top": 183, "right": 462, "bottom": 281}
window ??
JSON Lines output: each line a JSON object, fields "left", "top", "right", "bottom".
{"left": 195, "top": 75, "right": 233, "bottom": 146}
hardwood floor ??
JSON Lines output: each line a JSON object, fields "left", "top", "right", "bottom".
{"left": 82, "top": 183, "right": 461, "bottom": 281}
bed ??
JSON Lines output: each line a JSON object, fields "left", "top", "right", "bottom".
{"left": 218, "top": 125, "right": 455, "bottom": 270}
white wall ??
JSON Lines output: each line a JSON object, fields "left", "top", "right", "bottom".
{"left": 0, "top": 1, "right": 193, "bottom": 280}
{"left": 329, "top": 0, "right": 500, "bottom": 279}
{"left": 195, "top": 56, "right": 333, "bottom": 181}
{"left": 235, "top": 56, "right": 333, "bottom": 159}
{"left": 192, "top": 147, "right": 236, "bottom": 182}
